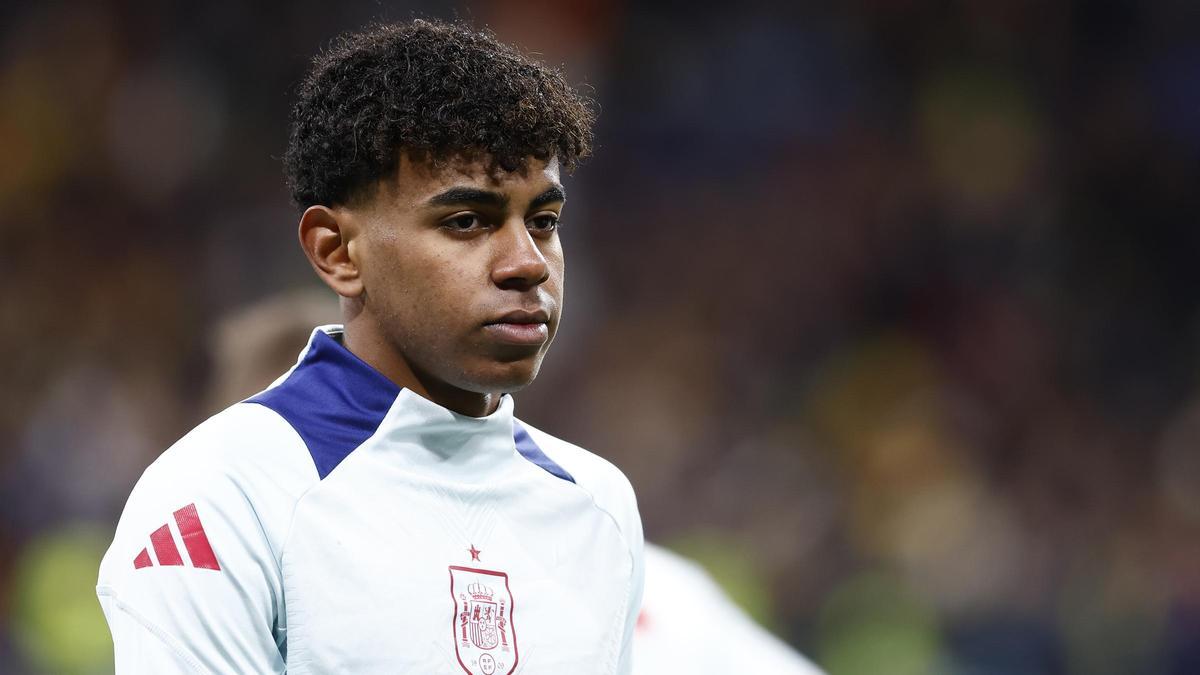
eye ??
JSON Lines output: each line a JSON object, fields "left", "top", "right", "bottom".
{"left": 441, "top": 213, "right": 485, "bottom": 232}
{"left": 527, "top": 214, "right": 560, "bottom": 233}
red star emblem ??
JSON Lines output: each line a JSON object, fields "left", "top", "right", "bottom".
{"left": 468, "top": 544, "right": 481, "bottom": 561}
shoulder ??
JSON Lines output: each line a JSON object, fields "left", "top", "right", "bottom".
{"left": 97, "top": 403, "right": 302, "bottom": 672}
{"left": 100, "top": 403, "right": 318, "bottom": 580}
{"left": 141, "top": 402, "right": 318, "bottom": 496}
{"left": 515, "top": 419, "right": 641, "bottom": 544}
{"left": 516, "top": 419, "right": 636, "bottom": 501}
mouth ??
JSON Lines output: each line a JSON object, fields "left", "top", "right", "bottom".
{"left": 486, "top": 309, "right": 550, "bottom": 325}
{"left": 483, "top": 309, "right": 551, "bottom": 346}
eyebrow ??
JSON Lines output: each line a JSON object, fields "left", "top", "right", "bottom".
{"left": 529, "top": 185, "right": 566, "bottom": 209}
{"left": 424, "top": 185, "right": 566, "bottom": 210}
{"left": 425, "top": 186, "right": 506, "bottom": 208}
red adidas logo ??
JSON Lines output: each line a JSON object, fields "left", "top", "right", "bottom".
{"left": 133, "top": 503, "right": 221, "bottom": 571}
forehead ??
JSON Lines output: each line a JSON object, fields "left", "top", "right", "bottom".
{"left": 389, "top": 153, "right": 562, "bottom": 204}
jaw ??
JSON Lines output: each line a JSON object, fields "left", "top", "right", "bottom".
{"left": 342, "top": 306, "right": 551, "bottom": 416}
{"left": 451, "top": 352, "right": 547, "bottom": 394}
{"left": 404, "top": 353, "right": 544, "bottom": 416}
{"left": 449, "top": 323, "right": 557, "bottom": 393}
{"left": 405, "top": 339, "right": 548, "bottom": 393}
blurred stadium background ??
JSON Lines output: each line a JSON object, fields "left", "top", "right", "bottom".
{"left": 2, "top": 1, "right": 1200, "bottom": 673}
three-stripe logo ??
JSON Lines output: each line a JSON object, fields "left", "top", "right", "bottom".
{"left": 133, "top": 502, "right": 221, "bottom": 571}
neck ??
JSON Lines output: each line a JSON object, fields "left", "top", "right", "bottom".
{"left": 340, "top": 315, "right": 500, "bottom": 418}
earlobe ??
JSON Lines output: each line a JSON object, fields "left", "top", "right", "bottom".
{"left": 298, "top": 205, "right": 364, "bottom": 298}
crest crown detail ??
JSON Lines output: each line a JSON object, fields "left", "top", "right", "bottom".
{"left": 468, "top": 582, "right": 495, "bottom": 601}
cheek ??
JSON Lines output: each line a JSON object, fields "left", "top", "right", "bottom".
{"left": 360, "top": 237, "right": 431, "bottom": 319}
{"left": 547, "top": 246, "right": 566, "bottom": 299}
{"left": 373, "top": 244, "right": 481, "bottom": 329}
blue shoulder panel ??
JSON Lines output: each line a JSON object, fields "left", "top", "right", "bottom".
{"left": 248, "top": 330, "right": 400, "bottom": 479}
{"left": 513, "top": 420, "right": 576, "bottom": 484}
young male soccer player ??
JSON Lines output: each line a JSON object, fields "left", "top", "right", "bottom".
{"left": 96, "top": 20, "right": 644, "bottom": 674}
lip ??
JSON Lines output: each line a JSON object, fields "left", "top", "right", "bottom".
{"left": 483, "top": 308, "right": 551, "bottom": 346}
{"left": 486, "top": 308, "right": 550, "bottom": 325}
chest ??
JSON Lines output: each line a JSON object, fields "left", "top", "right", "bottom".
{"left": 279, "top": 466, "right": 633, "bottom": 674}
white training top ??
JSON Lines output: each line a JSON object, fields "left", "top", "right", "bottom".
{"left": 634, "top": 544, "right": 826, "bottom": 675}
{"left": 97, "top": 326, "right": 644, "bottom": 675}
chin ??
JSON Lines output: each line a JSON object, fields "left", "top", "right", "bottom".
{"left": 463, "top": 357, "right": 543, "bottom": 394}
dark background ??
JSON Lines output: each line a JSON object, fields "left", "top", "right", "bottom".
{"left": 2, "top": 1, "right": 1199, "bottom": 673}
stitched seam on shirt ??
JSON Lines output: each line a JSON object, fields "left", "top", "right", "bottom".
{"left": 541, "top": 475, "right": 635, "bottom": 672}
{"left": 228, "top": 436, "right": 284, "bottom": 564}
{"left": 252, "top": 405, "right": 327, "bottom": 673}
{"left": 516, "top": 433, "right": 638, "bottom": 671}
{"left": 267, "top": 407, "right": 388, "bottom": 672}
{"left": 578, "top": 488, "right": 632, "bottom": 672}
{"left": 515, "top": 431, "right": 636, "bottom": 555}
{"left": 97, "top": 585, "right": 208, "bottom": 674}
{"left": 229, "top": 403, "right": 313, "bottom": 660}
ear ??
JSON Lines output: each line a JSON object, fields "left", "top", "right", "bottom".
{"left": 298, "top": 205, "right": 364, "bottom": 298}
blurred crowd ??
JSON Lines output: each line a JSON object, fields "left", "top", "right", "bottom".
{"left": 2, "top": 1, "right": 1199, "bottom": 673}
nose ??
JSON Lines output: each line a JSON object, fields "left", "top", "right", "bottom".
{"left": 491, "top": 219, "right": 550, "bottom": 290}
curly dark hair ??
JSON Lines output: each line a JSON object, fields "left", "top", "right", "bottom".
{"left": 283, "top": 19, "right": 595, "bottom": 209}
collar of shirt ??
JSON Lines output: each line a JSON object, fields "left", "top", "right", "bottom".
{"left": 257, "top": 325, "right": 529, "bottom": 485}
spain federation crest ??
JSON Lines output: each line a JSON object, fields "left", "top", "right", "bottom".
{"left": 449, "top": 565, "right": 518, "bottom": 675}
